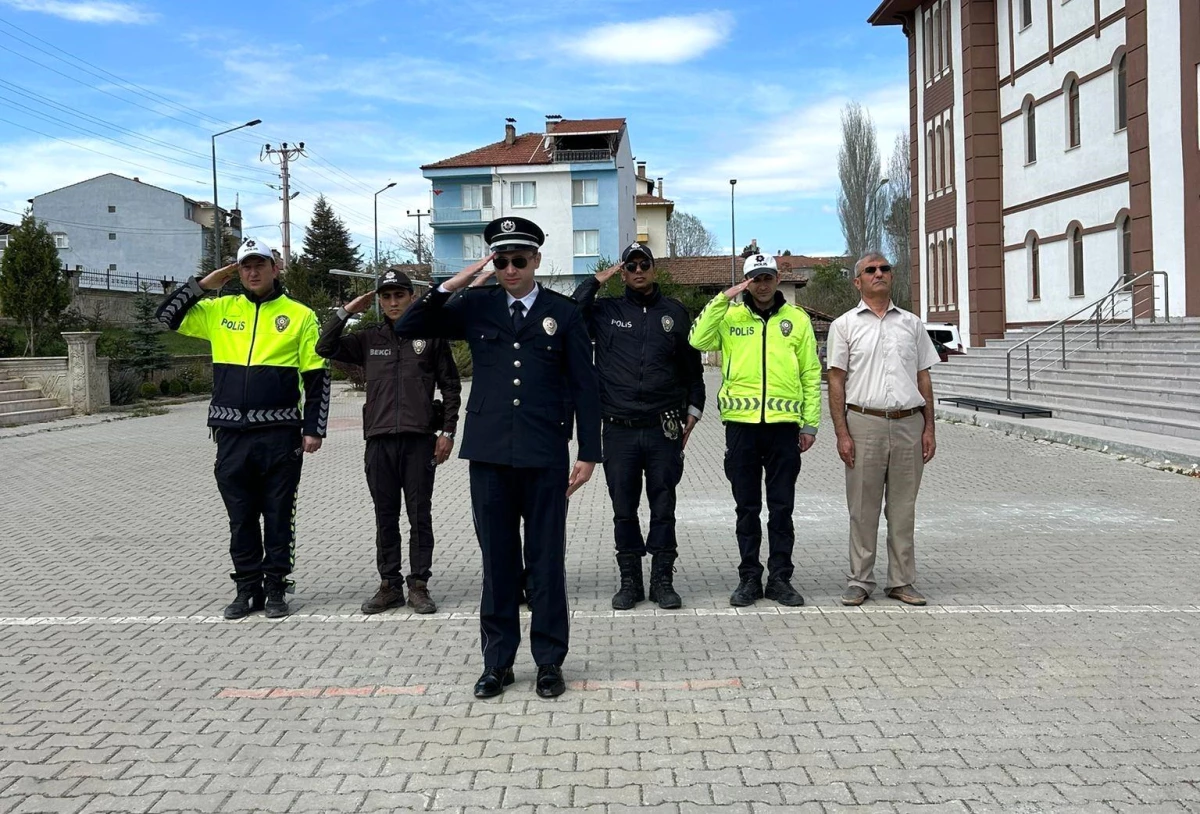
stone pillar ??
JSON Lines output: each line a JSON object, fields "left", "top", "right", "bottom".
{"left": 61, "top": 332, "right": 109, "bottom": 414}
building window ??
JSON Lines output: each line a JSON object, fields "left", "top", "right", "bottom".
{"left": 936, "top": 124, "right": 946, "bottom": 191}
{"left": 1024, "top": 97, "right": 1037, "bottom": 164}
{"left": 573, "top": 230, "right": 599, "bottom": 256}
{"left": 108, "top": 233, "right": 117, "bottom": 240}
{"left": 571, "top": 179, "right": 598, "bottom": 206}
{"left": 108, "top": 263, "right": 117, "bottom": 271}
{"left": 1019, "top": 0, "right": 1032, "bottom": 29}
{"left": 928, "top": 241, "right": 940, "bottom": 308}
{"left": 0, "top": 235, "right": 8, "bottom": 250}
{"left": 462, "top": 233, "right": 484, "bottom": 260}
{"left": 184, "top": 202, "right": 195, "bottom": 220}
{"left": 924, "top": 14, "right": 933, "bottom": 79}
{"left": 462, "top": 184, "right": 492, "bottom": 211}
{"left": 510, "top": 182, "right": 536, "bottom": 208}
{"left": 943, "top": 3, "right": 953, "bottom": 72}
{"left": 1066, "top": 77, "right": 1081, "bottom": 149}
{"left": 926, "top": 129, "right": 935, "bottom": 191}
{"left": 934, "top": 6, "right": 943, "bottom": 74}
{"left": 1119, "top": 215, "right": 1132, "bottom": 283}
{"left": 53, "top": 232, "right": 69, "bottom": 249}
{"left": 1028, "top": 232, "right": 1041, "bottom": 300}
{"left": 107, "top": 205, "right": 116, "bottom": 213}
{"left": 1115, "top": 53, "right": 1128, "bottom": 130}
{"left": 1069, "top": 224, "right": 1085, "bottom": 296}
{"left": 945, "top": 118, "right": 955, "bottom": 190}
{"left": 947, "top": 235, "right": 956, "bottom": 308}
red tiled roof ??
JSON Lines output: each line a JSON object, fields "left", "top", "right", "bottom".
{"left": 422, "top": 133, "right": 551, "bottom": 170}
{"left": 635, "top": 194, "right": 674, "bottom": 206}
{"left": 548, "top": 118, "right": 626, "bottom": 134}
{"left": 661, "top": 255, "right": 813, "bottom": 286}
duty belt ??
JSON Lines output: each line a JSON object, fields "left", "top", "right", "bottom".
{"left": 847, "top": 404, "right": 921, "bottom": 419}
{"left": 604, "top": 415, "right": 658, "bottom": 428}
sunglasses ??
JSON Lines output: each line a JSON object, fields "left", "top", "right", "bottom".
{"left": 492, "top": 256, "right": 530, "bottom": 270}
{"left": 623, "top": 259, "right": 652, "bottom": 272}
{"left": 860, "top": 264, "right": 893, "bottom": 276}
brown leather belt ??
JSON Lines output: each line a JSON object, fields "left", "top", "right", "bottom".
{"left": 847, "top": 404, "right": 922, "bottom": 419}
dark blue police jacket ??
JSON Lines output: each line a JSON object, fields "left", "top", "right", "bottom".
{"left": 395, "top": 284, "right": 601, "bottom": 470}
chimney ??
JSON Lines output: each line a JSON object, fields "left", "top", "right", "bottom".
{"left": 656, "top": 178, "right": 664, "bottom": 198}
{"left": 504, "top": 119, "right": 516, "bottom": 145}
{"left": 636, "top": 160, "right": 647, "bottom": 178}
{"left": 133, "top": 177, "right": 140, "bottom": 182}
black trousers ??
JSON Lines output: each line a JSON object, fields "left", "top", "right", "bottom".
{"left": 602, "top": 421, "right": 685, "bottom": 557}
{"left": 365, "top": 433, "right": 437, "bottom": 586}
{"left": 469, "top": 461, "right": 569, "bottom": 669}
{"left": 723, "top": 422, "right": 801, "bottom": 583}
{"left": 214, "top": 426, "right": 304, "bottom": 588}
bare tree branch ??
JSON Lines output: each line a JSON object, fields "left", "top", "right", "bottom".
{"left": 884, "top": 131, "right": 913, "bottom": 310}
{"left": 667, "top": 211, "right": 720, "bottom": 257}
{"left": 836, "top": 102, "right": 885, "bottom": 260}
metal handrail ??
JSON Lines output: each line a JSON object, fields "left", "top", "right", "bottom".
{"left": 1005, "top": 270, "right": 1169, "bottom": 399}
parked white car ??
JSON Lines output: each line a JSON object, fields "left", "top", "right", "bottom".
{"left": 925, "top": 322, "right": 965, "bottom": 356}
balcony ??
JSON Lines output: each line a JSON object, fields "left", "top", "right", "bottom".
{"left": 552, "top": 149, "right": 612, "bottom": 163}
{"left": 430, "top": 206, "right": 494, "bottom": 225}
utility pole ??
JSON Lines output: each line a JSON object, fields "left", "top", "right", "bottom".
{"left": 406, "top": 209, "right": 430, "bottom": 265}
{"left": 729, "top": 179, "right": 738, "bottom": 286}
{"left": 261, "top": 142, "right": 306, "bottom": 267}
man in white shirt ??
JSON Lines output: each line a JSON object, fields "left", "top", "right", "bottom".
{"left": 827, "top": 251, "right": 941, "bottom": 606}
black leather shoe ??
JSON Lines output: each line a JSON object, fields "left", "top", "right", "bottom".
{"left": 535, "top": 665, "right": 566, "bottom": 698}
{"left": 473, "top": 667, "right": 515, "bottom": 699}
{"left": 729, "top": 577, "right": 763, "bottom": 607}
{"left": 764, "top": 578, "right": 805, "bottom": 607}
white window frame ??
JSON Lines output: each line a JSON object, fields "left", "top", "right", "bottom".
{"left": 572, "top": 179, "right": 598, "bottom": 206}
{"left": 573, "top": 230, "right": 600, "bottom": 257}
{"left": 462, "top": 233, "right": 485, "bottom": 260}
{"left": 462, "top": 184, "right": 492, "bottom": 211}
{"left": 53, "top": 233, "right": 69, "bottom": 250}
{"left": 510, "top": 182, "right": 537, "bottom": 209}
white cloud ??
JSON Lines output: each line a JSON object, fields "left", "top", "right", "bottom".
{"left": 569, "top": 11, "right": 733, "bottom": 64}
{"left": 0, "top": 0, "right": 156, "bottom": 24}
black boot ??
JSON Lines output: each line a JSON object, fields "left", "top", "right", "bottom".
{"left": 223, "top": 576, "right": 264, "bottom": 620}
{"left": 729, "top": 576, "right": 763, "bottom": 607}
{"left": 611, "top": 554, "right": 645, "bottom": 610}
{"left": 361, "top": 580, "right": 405, "bottom": 615}
{"left": 264, "top": 581, "right": 290, "bottom": 619}
{"left": 648, "top": 553, "right": 682, "bottom": 609}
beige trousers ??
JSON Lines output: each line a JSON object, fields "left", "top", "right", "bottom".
{"left": 844, "top": 410, "right": 925, "bottom": 592}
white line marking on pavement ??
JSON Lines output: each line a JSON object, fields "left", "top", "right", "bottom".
{"left": 1, "top": 604, "right": 1198, "bottom": 626}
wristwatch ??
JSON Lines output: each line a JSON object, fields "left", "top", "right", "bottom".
{"left": 440, "top": 431, "right": 455, "bottom": 440}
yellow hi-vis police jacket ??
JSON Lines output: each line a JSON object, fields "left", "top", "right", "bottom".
{"left": 156, "top": 278, "right": 330, "bottom": 437}
{"left": 689, "top": 291, "right": 822, "bottom": 432}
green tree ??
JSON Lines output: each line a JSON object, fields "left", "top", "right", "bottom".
{"left": 0, "top": 211, "right": 69, "bottom": 356}
{"left": 126, "top": 285, "right": 171, "bottom": 381}
{"left": 797, "top": 261, "right": 859, "bottom": 319}
{"left": 296, "top": 195, "right": 362, "bottom": 300}
{"left": 281, "top": 254, "right": 335, "bottom": 316}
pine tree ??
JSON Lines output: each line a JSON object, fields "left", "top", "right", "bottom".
{"left": 295, "top": 195, "right": 362, "bottom": 299}
{"left": 126, "top": 285, "right": 171, "bottom": 381}
{"left": 0, "top": 211, "right": 70, "bottom": 355}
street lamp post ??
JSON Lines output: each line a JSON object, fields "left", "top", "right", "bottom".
{"left": 730, "top": 179, "right": 738, "bottom": 286}
{"left": 374, "top": 182, "right": 397, "bottom": 270}
{"left": 210, "top": 119, "right": 261, "bottom": 268}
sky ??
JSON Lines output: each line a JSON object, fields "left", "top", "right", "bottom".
{"left": 0, "top": 0, "right": 910, "bottom": 262}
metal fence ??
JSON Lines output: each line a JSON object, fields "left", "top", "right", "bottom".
{"left": 76, "top": 270, "right": 176, "bottom": 293}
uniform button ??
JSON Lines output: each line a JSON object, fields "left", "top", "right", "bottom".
{"left": 513, "top": 379, "right": 521, "bottom": 386}
{"left": 513, "top": 398, "right": 521, "bottom": 406}
{"left": 513, "top": 342, "right": 521, "bottom": 349}
{"left": 513, "top": 360, "right": 522, "bottom": 368}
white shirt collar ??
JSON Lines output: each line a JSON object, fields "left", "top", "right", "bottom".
{"left": 854, "top": 299, "right": 898, "bottom": 316}
{"left": 506, "top": 284, "right": 539, "bottom": 312}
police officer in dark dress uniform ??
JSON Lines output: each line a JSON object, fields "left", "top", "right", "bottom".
{"left": 395, "top": 217, "right": 601, "bottom": 699}
{"left": 573, "top": 242, "right": 705, "bottom": 611}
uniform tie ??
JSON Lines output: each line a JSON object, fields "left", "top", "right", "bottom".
{"left": 511, "top": 301, "right": 525, "bottom": 333}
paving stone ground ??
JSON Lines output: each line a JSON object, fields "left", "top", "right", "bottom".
{"left": 2, "top": 371, "right": 1199, "bottom": 813}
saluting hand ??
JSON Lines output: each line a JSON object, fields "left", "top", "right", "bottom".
{"left": 566, "top": 461, "right": 595, "bottom": 498}
{"left": 723, "top": 279, "right": 751, "bottom": 299}
{"left": 469, "top": 266, "right": 495, "bottom": 288}
{"left": 594, "top": 262, "right": 622, "bottom": 284}
{"left": 443, "top": 254, "right": 496, "bottom": 292}
{"left": 199, "top": 263, "right": 239, "bottom": 291}
{"left": 344, "top": 291, "right": 375, "bottom": 314}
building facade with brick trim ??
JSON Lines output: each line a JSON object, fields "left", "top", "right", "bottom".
{"left": 869, "top": 0, "right": 1200, "bottom": 346}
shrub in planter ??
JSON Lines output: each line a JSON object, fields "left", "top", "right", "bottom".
{"left": 191, "top": 377, "right": 212, "bottom": 394}
{"left": 167, "top": 379, "right": 184, "bottom": 397}
{"left": 139, "top": 382, "right": 159, "bottom": 399}
{"left": 159, "top": 379, "right": 171, "bottom": 395}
